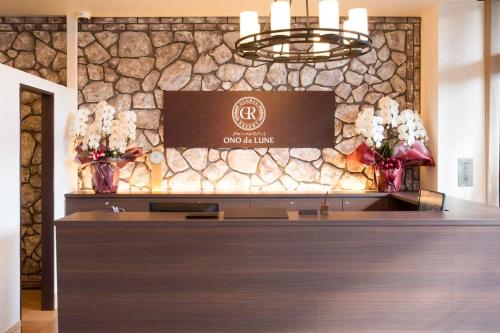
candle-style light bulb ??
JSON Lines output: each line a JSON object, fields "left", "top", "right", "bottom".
{"left": 348, "top": 8, "right": 368, "bottom": 40}
{"left": 271, "top": 0, "right": 290, "bottom": 57}
{"left": 343, "top": 19, "right": 359, "bottom": 47}
{"left": 314, "top": 0, "right": 340, "bottom": 57}
{"left": 240, "top": 11, "right": 260, "bottom": 44}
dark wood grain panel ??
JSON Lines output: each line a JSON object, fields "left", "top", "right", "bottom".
{"left": 250, "top": 198, "right": 342, "bottom": 211}
{"left": 164, "top": 91, "right": 335, "bottom": 148}
{"left": 389, "top": 196, "right": 418, "bottom": 211}
{"left": 66, "top": 197, "right": 250, "bottom": 214}
{"left": 40, "top": 92, "right": 55, "bottom": 310}
{"left": 65, "top": 192, "right": 398, "bottom": 215}
{"left": 342, "top": 197, "right": 390, "bottom": 211}
{"left": 65, "top": 197, "right": 149, "bottom": 214}
{"left": 57, "top": 220, "right": 500, "bottom": 333}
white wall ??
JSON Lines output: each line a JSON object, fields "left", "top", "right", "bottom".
{"left": 487, "top": 0, "right": 500, "bottom": 205}
{"left": 421, "top": 5, "right": 440, "bottom": 192}
{"left": 421, "top": 1, "right": 487, "bottom": 203}
{"left": 0, "top": 64, "right": 75, "bottom": 333}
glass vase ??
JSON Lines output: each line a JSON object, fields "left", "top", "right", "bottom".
{"left": 90, "top": 161, "right": 120, "bottom": 194}
{"left": 375, "top": 164, "right": 404, "bottom": 193}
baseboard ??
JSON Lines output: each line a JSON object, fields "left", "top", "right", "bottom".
{"left": 4, "top": 321, "right": 21, "bottom": 333}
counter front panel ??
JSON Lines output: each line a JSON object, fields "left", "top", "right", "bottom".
{"left": 56, "top": 201, "right": 500, "bottom": 333}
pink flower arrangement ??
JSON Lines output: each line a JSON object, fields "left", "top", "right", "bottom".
{"left": 349, "top": 97, "right": 434, "bottom": 192}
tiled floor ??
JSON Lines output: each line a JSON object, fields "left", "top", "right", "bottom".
{"left": 19, "top": 290, "right": 57, "bottom": 333}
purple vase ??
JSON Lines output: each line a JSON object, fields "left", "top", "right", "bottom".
{"left": 375, "top": 164, "right": 404, "bottom": 193}
{"left": 90, "top": 161, "right": 120, "bottom": 194}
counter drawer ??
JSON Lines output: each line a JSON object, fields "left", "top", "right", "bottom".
{"left": 342, "top": 198, "right": 389, "bottom": 211}
{"left": 66, "top": 198, "right": 149, "bottom": 214}
{"left": 251, "top": 198, "right": 342, "bottom": 211}
{"left": 66, "top": 197, "right": 250, "bottom": 215}
{"left": 146, "top": 198, "right": 250, "bottom": 211}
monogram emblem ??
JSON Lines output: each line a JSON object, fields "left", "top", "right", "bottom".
{"left": 231, "top": 97, "right": 266, "bottom": 131}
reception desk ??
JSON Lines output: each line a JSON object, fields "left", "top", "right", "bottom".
{"left": 56, "top": 193, "right": 500, "bottom": 333}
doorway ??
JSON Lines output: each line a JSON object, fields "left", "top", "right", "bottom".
{"left": 19, "top": 85, "right": 55, "bottom": 314}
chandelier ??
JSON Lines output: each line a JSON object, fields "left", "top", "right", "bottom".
{"left": 235, "top": 0, "right": 372, "bottom": 63}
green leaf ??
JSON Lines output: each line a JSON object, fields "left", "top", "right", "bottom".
{"left": 379, "top": 142, "right": 393, "bottom": 159}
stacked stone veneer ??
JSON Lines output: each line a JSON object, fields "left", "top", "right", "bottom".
{"left": 77, "top": 16, "right": 420, "bottom": 192}
{"left": 0, "top": 16, "right": 67, "bottom": 288}
{"left": 0, "top": 17, "right": 67, "bottom": 84}
{"left": 19, "top": 91, "right": 43, "bottom": 288}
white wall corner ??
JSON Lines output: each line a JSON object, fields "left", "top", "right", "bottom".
{"left": 0, "top": 64, "right": 75, "bottom": 332}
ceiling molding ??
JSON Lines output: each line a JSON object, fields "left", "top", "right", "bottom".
{"left": 0, "top": 0, "right": 461, "bottom": 17}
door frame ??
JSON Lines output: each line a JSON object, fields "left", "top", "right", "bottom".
{"left": 19, "top": 84, "right": 55, "bottom": 311}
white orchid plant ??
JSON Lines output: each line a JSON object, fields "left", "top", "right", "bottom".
{"left": 354, "top": 96, "right": 429, "bottom": 159}
{"left": 69, "top": 101, "right": 143, "bottom": 164}
{"left": 348, "top": 93, "right": 434, "bottom": 192}
{"left": 351, "top": 96, "right": 434, "bottom": 192}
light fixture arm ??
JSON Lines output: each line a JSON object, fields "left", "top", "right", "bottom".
{"left": 305, "top": 0, "right": 309, "bottom": 28}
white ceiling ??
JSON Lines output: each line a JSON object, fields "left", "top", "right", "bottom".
{"left": 0, "top": 0, "right": 472, "bottom": 17}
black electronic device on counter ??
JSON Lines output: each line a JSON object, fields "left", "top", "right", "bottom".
{"left": 185, "top": 212, "right": 219, "bottom": 219}
{"left": 150, "top": 202, "right": 219, "bottom": 212}
{"left": 298, "top": 209, "right": 318, "bottom": 215}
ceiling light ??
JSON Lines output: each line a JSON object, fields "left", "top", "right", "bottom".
{"left": 235, "top": 0, "right": 372, "bottom": 63}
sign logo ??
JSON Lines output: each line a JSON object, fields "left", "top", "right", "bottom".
{"left": 232, "top": 97, "right": 266, "bottom": 131}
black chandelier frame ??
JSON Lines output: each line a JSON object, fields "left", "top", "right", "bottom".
{"left": 234, "top": 0, "right": 373, "bottom": 63}
{"left": 235, "top": 27, "right": 372, "bottom": 63}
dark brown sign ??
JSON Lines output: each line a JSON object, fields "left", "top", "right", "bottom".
{"left": 164, "top": 91, "right": 335, "bottom": 148}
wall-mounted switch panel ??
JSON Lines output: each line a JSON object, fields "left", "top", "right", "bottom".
{"left": 458, "top": 158, "right": 473, "bottom": 187}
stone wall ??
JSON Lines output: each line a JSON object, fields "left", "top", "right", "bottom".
{"left": 77, "top": 16, "right": 420, "bottom": 192}
{"left": 20, "top": 91, "right": 43, "bottom": 288}
{"left": 0, "top": 16, "right": 67, "bottom": 84}
{"left": 0, "top": 16, "right": 67, "bottom": 288}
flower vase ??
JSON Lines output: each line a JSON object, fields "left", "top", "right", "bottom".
{"left": 90, "top": 161, "right": 120, "bottom": 194}
{"left": 375, "top": 164, "right": 404, "bottom": 193}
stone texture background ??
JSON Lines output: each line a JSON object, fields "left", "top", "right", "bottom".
{"left": 0, "top": 16, "right": 67, "bottom": 288}
{"left": 78, "top": 16, "right": 421, "bottom": 193}
{"left": 0, "top": 17, "right": 67, "bottom": 84}
{"left": 19, "top": 91, "right": 43, "bottom": 289}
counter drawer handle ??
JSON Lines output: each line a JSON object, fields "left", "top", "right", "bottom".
{"left": 290, "top": 201, "right": 295, "bottom": 205}
{"left": 105, "top": 201, "right": 110, "bottom": 205}
{"left": 345, "top": 201, "right": 350, "bottom": 205}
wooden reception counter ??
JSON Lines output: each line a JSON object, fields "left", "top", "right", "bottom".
{"left": 56, "top": 192, "right": 500, "bottom": 333}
